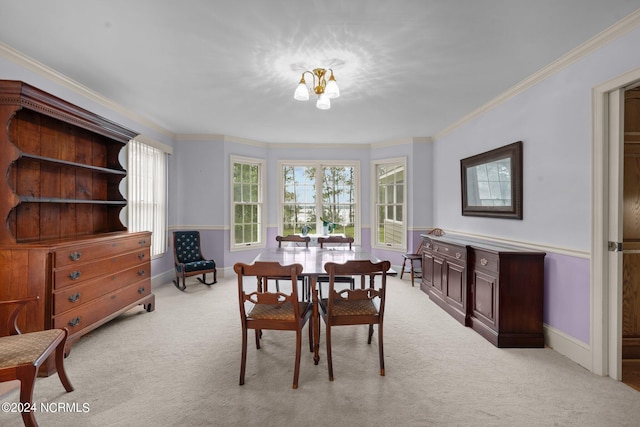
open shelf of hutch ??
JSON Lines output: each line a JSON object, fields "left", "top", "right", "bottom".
{"left": 0, "top": 80, "right": 155, "bottom": 374}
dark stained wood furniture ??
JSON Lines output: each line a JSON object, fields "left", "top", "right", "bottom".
{"left": 317, "top": 236, "right": 356, "bottom": 296}
{"left": 421, "top": 234, "right": 546, "bottom": 348}
{"left": 234, "top": 261, "right": 313, "bottom": 389}
{"left": 400, "top": 239, "right": 424, "bottom": 287}
{"left": 0, "top": 80, "right": 155, "bottom": 373}
{"left": 320, "top": 259, "right": 391, "bottom": 381}
{"left": 0, "top": 297, "right": 74, "bottom": 427}
{"left": 253, "top": 247, "right": 386, "bottom": 364}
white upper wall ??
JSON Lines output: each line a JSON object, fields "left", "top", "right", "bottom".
{"left": 433, "top": 25, "right": 640, "bottom": 253}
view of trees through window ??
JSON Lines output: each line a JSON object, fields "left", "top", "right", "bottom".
{"left": 282, "top": 163, "right": 356, "bottom": 238}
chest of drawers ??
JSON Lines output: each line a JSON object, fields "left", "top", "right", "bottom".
{"left": 0, "top": 231, "right": 155, "bottom": 374}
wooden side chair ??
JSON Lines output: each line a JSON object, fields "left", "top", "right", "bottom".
{"left": 320, "top": 259, "right": 391, "bottom": 381}
{"left": 317, "top": 236, "right": 356, "bottom": 297}
{"left": 173, "top": 230, "right": 217, "bottom": 291}
{"left": 276, "top": 234, "right": 311, "bottom": 248}
{"left": 400, "top": 239, "right": 424, "bottom": 287}
{"left": 273, "top": 235, "right": 311, "bottom": 299}
{"left": 0, "top": 296, "right": 74, "bottom": 427}
{"left": 318, "top": 235, "right": 354, "bottom": 249}
{"left": 234, "top": 261, "right": 313, "bottom": 389}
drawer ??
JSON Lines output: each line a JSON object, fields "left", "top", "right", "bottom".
{"left": 431, "top": 241, "right": 466, "bottom": 262}
{"left": 53, "top": 280, "right": 151, "bottom": 333}
{"left": 472, "top": 250, "right": 499, "bottom": 273}
{"left": 53, "top": 263, "right": 151, "bottom": 314}
{"left": 53, "top": 234, "right": 151, "bottom": 268}
{"left": 54, "top": 250, "right": 150, "bottom": 289}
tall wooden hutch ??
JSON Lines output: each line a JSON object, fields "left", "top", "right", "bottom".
{"left": 0, "top": 81, "right": 155, "bottom": 373}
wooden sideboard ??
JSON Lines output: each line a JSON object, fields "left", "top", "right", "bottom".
{"left": 0, "top": 80, "right": 155, "bottom": 374}
{"left": 421, "top": 234, "right": 545, "bottom": 348}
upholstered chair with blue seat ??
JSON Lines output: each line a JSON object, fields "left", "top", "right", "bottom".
{"left": 172, "top": 231, "right": 217, "bottom": 291}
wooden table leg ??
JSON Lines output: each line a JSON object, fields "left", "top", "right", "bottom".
{"left": 310, "top": 276, "right": 320, "bottom": 365}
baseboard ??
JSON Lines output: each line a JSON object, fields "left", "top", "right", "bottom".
{"left": 544, "top": 323, "right": 592, "bottom": 371}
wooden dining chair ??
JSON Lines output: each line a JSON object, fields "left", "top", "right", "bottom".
{"left": 276, "top": 234, "right": 311, "bottom": 248}
{"left": 234, "top": 261, "right": 313, "bottom": 389}
{"left": 0, "top": 296, "right": 74, "bottom": 427}
{"left": 317, "top": 236, "right": 356, "bottom": 297}
{"left": 320, "top": 259, "right": 391, "bottom": 381}
{"left": 272, "top": 235, "right": 311, "bottom": 299}
{"left": 400, "top": 239, "right": 424, "bottom": 287}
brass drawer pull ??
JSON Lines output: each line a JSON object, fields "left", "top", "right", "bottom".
{"left": 455, "top": 252, "right": 461, "bottom": 259}
{"left": 139, "top": 239, "right": 147, "bottom": 246}
{"left": 481, "top": 258, "right": 488, "bottom": 266}
{"left": 138, "top": 269, "right": 146, "bottom": 276}
{"left": 68, "top": 317, "right": 81, "bottom": 327}
{"left": 138, "top": 287, "right": 146, "bottom": 294}
{"left": 68, "top": 271, "right": 81, "bottom": 280}
{"left": 69, "top": 252, "right": 82, "bottom": 261}
{"left": 434, "top": 246, "right": 439, "bottom": 252}
{"left": 68, "top": 293, "right": 81, "bottom": 303}
{"left": 138, "top": 253, "right": 145, "bottom": 260}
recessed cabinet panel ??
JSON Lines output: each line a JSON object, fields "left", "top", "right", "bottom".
{"left": 472, "top": 270, "right": 496, "bottom": 325}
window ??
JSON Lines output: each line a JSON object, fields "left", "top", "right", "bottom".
{"left": 280, "top": 161, "right": 359, "bottom": 239}
{"left": 127, "top": 138, "right": 169, "bottom": 257}
{"left": 231, "top": 155, "right": 265, "bottom": 250}
{"left": 372, "top": 158, "right": 406, "bottom": 250}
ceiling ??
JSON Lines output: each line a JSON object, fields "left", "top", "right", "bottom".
{"left": 1, "top": 1, "right": 640, "bottom": 144}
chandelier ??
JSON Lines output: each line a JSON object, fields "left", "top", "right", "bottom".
{"left": 293, "top": 68, "right": 340, "bottom": 110}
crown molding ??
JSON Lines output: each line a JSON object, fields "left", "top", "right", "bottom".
{"left": 434, "top": 8, "right": 640, "bottom": 140}
{"left": 0, "top": 42, "right": 175, "bottom": 140}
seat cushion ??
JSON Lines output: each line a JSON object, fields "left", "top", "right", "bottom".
{"left": 320, "top": 299, "right": 378, "bottom": 316}
{"left": 0, "top": 329, "right": 64, "bottom": 368}
{"left": 248, "top": 302, "right": 310, "bottom": 321}
{"left": 180, "top": 260, "right": 216, "bottom": 273}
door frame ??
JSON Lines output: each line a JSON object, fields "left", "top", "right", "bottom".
{"left": 592, "top": 67, "right": 640, "bottom": 379}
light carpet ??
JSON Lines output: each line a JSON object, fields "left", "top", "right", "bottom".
{"left": 1, "top": 275, "right": 639, "bottom": 427}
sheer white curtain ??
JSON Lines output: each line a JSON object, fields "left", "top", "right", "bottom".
{"left": 127, "top": 138, "right": 168, "bottom": 257}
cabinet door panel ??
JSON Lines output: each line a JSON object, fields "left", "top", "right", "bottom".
{"left": 432, "top": 256, "right": 444, "bottom": 295}
{"left": 445, "top": 260, "right": 465, "bottom": 309}
{"left": 472, "top": 270, "right": 497, "bottom": 327}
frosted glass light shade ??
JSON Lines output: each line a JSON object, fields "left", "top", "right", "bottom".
{"left": 325, "top": 79, "right": 340, "bottom": 99}
{"left": 294, "top": 83, "right": 309, "bottom": 101}
{"left": 316, "top": 94, "right": 330, "bottom": 110}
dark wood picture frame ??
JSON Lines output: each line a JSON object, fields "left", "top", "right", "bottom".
{"left": 460, "top": 141, "right": 523, "bottom": 219}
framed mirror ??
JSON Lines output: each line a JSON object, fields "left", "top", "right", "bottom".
{"left": 460, "top": 141, "right": 523, "bottom": 219}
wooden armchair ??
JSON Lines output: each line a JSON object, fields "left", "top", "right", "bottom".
{"left": 0, "top": 297, "right": 74, "bottom": 427}
{"left": 320, "top": 259, "right": 391, "bottom": 381}
{"left": 173, "top": 230, "right": 217, "bottom": 291}
{"left": 234, "top": 262, "right": 313, "bottom": 389}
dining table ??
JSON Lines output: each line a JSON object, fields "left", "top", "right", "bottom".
{"left": 253, "top": 246, "right": 385, "bottom": 364}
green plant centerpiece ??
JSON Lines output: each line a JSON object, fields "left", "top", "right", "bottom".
{"left": 320, "top": 217, "right": 336, "bottom": 235}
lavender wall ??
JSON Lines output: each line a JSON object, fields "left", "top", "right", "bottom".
{"left": 544, "top": 253, "right": 590, "bottom": 343}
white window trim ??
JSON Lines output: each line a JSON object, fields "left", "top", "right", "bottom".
{"left": 371, "top": 157, "right": 407, "bottom": 252}
{"left": 278, "top": 159, "right": 361, "bottom": 244}
{"left": 230, "top": 155, "right": 266, "bottom": 252}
